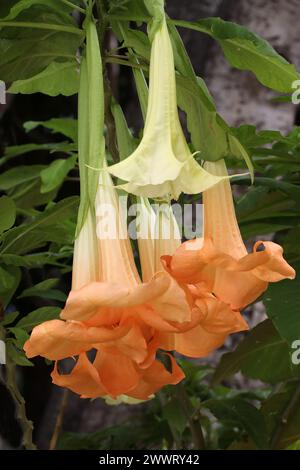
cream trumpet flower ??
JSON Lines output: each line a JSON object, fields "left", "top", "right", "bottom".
{"left": 72, "top": 207, "right": 99, "bottom": 290}
{"left": 108, "top": 18, "right": 226, "bottom": 200}
{"left": 137, "top": 198, "right": 181, "bottom": 282}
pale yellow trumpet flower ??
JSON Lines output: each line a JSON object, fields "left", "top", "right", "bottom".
{"left": 108, "top": 19, "right": 226, "bottom": 200}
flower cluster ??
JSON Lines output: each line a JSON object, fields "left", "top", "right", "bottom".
{"left": 23, "top": 12, "right": 295, "bottom": 403}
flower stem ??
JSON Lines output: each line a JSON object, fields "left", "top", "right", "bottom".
{"left": 60, "top": 0, "right": 86, "bottom": 14}
{"left": 0, "top": 326, "right": 36, "bottom": 450}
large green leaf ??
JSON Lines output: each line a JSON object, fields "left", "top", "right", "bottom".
{"left": 173, "top": 17, "right": 300, "bottom": 92}
{"left": 0, "top": 165, "right": 45, "bottom": 190}
{"left": 264, "top": 265, "right": 300, "bottom": 345}
{"left": 0, "top": 196, "right": 16, "bottom": 233}
{"left": 0, "top": 6, "right": 82, "bottom": 82}
{"left": 9, "top": 60, "right": 80, "bottom": 96}
{"left": 0, "top": 0, "right": 80, "bottom": 20}
{"left": 0, "top": 196, "right": 78, "bottom": 254}
{"left": 212, "top": 320, "right": 300, "bottom": 385}
{"left": 176, "top": 75, "right": 229, "bottom": 161}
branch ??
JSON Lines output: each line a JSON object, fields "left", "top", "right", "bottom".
{"left": 1, "top": 326, "right": 36, "bottom": 450}
{"left": 270, "top": 381, "right": 300, "bottom": 449}
{"left": 49, "top": 389, "right": 70, "bottom": 450}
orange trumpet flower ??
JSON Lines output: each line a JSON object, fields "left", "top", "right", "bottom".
{"left": 136, "top": 198, "right": 248, "bottom": 358}
{"left": 24, "top": 170, "right": 190, "bottom": 400}
{"left": 168, "top": 160, "right": 295, "bottom": 310}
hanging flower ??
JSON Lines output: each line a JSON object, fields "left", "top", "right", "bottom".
{"left": 24, "top": 168, "right": 191, "bottom": 399}
{"left": 108, "top": 18, "right": 226, "bottom": 200}
{"left": 24, "top": 16, "right": 190, "bottom": 401}
{"left": 136, "top": 198, "right": 248, "bottom": 358}
{"left": 167, "top": 159, "right": 295, "bottom": 311}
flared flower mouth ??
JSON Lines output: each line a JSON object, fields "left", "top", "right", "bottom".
{"left": 108, "top": 19, "right": 226, "bottom": 200}
{"left": 165, "top": 160, "right": 295, "bottom": 310}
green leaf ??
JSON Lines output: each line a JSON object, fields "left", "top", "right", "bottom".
{"left": 176, "top": 75, "right": 229, "bottom": 162}
{"left": 174, "top": 17, "right": 300, "bottom": 92}
{"left": 0, "top": 196, "right": 16, "bottom": 233}
{"left": 0, "top": 251, "right": 72, "bottom": 269}
{"left": 231, "top": 125, "right": 287, "bottom": 148}
{"left": 163, "top": 398, "right": 187, "bottom": 435}
{"left": 0, "top": 165, "right": 45, "bottom": 190}
{"left": 0, "top": 310, "right": 19, "bottom": 326}
{"left": 40, "top": 155, "right": 77, "bottom": 193}
{"left": 0, "top": 0, "right": 79, "bottom": 20}
{"left": 10, "top": 178, "right": 59, "bottom": 210}
{"left": 264, "top": 265, "right": 300, "bottom": 345}
{"left": 212, "top": 320, "right": 300, "bottom": 385}
{"left": 233, "top": 176, "right": 300, "bottom": 202}
{"left": 0, "top": 6, "right": 82, "bottom": 82}
{"left": 6, "top": 340, "right": 33, "bottom": 366}
{"left": 203, "top": 397, "right": 269, "bottom": 449}
{"left": 9, "top": 326, "right": 29, "bottom": 348}
{"left": 0, "top": 265, "right": 21, "bottom": 308}
{"left": 111, "top": 99, "right": 138, "bottom": 160}
{"left": 16, "top": 306, "right": 61, "bottom": 331}
{"left": 0, "top": 142, "right": 77, "bottom": 168}
{"left": 9, "top": 60, "right": 80, "bottom": 96}
{"left": 0, "top": 196, "right": 78, "bottom": 255}
{"left": 24, "top": 118, "right": 78, "bottom": 142}
{"left": 18, "top": 278, "right": 66, "bottom": 302}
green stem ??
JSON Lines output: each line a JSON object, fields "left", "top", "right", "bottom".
{"left": 0, "top": 21, "right": 84, "bottom": 36}
{"left": 175, "top": 383, "right": 206, "bottom": 450}
{"left": 60, "top": 0, "right": 86, "bottom": 14}
{"left": 0, "top": 326, "right": 36, "bottom": 450}
{"left": 105, "top": 56, "right": 148, "bottom": 70}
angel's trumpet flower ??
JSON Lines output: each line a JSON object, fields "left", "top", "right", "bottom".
{"left": 137, "top": 199, "right": 248, "bottom": 358}
{"left": 168, "top": 159, "right": 295, "bottom": 311}
{"left": 25, "top": 168, "right": 190, "bottom": 399}
{"left": 24, "top": 17, "right": 187, "bottom": 400}
{"left": 108, "top": 18, "right": 226, "bottom": 200}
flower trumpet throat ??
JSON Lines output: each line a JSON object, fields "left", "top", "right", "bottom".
{"left": 108, "top": 18, "right": 226, "bottom": 200}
